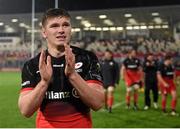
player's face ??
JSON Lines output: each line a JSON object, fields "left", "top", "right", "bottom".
{"left": 42, "top": 16, "right": 71, "bottom": 48}
{"left": 147, "top": 55, "right": 153, "bottom": 61}
{"left": 104, "top": 52, "right": 112, "bottom": 60}
{"left": 130, "top": 50, "right": 136, "bottom": 58}
{"left": 165, "top": 59, "right": 172, "bottom": 65}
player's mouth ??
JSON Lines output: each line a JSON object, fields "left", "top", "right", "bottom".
{"left": 56, "top": 35, "right": 66, "bottom": 41}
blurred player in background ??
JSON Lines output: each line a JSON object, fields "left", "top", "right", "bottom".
{"left": 18, "top": 8, "right": 104, "bottom": 128}
{"left": 175, "top": 60, "right": 180, "bottom": 87}
{"left": 157, "top": 55, "right": 178, "bottom": 116}
{"left": 101, "top": 49, "right": 119, "bottom": 113}
{"left": 121, "top": 49, "right": 142, "bottom": 110}
{"left": 143, "top": 53, "right": 158, "bottom": 110}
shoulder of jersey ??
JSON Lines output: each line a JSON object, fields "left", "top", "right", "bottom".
{"left": 71, "top": 45, "right": 97, "bottom": 59}
{"left": 25, "top": 52, "right": 40, "bottom": 67}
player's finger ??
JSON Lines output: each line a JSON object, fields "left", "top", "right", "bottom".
{"left": 39, "top": 49, "right": 45, "bottom": 68}
{"left": 64, "top": 44, "right": 71, "bottom": 62}
{"left": 69, "top": 48, "right": 75, "bottom": 63}
{"left": 47, "top": 55, "right": 52, "bottom": 68}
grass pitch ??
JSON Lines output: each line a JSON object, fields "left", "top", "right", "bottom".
{"left": 0, "top": 71, "right": 179, "bottom": 128}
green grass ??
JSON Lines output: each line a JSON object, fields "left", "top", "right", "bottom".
{"left": 0, "top": 71, "right": 180, "bottom": 128}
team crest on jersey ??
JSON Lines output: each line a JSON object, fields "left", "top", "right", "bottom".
{"left": 110, "top": 62, "right": 114, "bottom": 66}
{"left": 72, "top": 88, "right": 80, "bottom": 98}
{"left": 75, "top": 62, "right": 83, "bottom": 69}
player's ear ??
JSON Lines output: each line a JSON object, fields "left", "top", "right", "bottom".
{"left": 41, "top": 27, "right": 47, "bottom": 39}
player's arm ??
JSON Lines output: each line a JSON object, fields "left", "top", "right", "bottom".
{"left": 120, "top": 65, "right": 126, "bottom": 81}
{"left": 64, "top": 44, "right": 104, "bottom": 111}
{"left": 138, "top": 66, "right": 144, "bottom": 84}
{"left": 18, "top": 80, "right": 49, "bottom": 118}
{"left": 114, "top": 62, "right": 120, "bottom": 85}
{"left": 141, "top": 70, "right": 145, "bottom": 86}
{"left": 174, "top": 72, "right": 179, "bottom": 86}
{"left": 18, "top": 50, "right": 52, "bottom": 118}
{"left": 68, "top": 73, "right": 104, "bottom": 111}
{"left": 157, "top": 72, "right": 168, "bottom": 87}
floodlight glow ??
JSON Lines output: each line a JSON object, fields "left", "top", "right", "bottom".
{"left": 102, "top": 27, "right": 109, "bottom": 31}
{"left": 162, "top": 25, "right": 169, "bottom": 28}
{"left": 74, "top": 28, "right": 81, "bottom": 32}
{"left": 133, "top": 26, "right": 140, "bottom": 29}
{"left": 110, "top": 27, "right": 116, "bottom": 31}
{"left": 154, "top": 25, "right": 161, "bottom": 29}
{"left": 148, "top": 25, "right": 154, "bottom": 29}
{"left": 124, "top": 14, "right": 132, "bottom": 17}
{"left": 76, "top": 16, "right": 82, "bottom": 20}
{"left": 90, "top": 27, "right": 96, "bottom": 30}
{"left": 152, "top": 12, "right": 159, "bottom": 16}
{"left": 11, "top": 19, "right": 18, "bottom": 22}
{"left": 126, "top": 26, "right": 133, "bottom": 30}
{"left": 140, "top": 26, "right": 147, "bottom": 29}
{"left": 99, "top": 15, "right": 107, "bottom": 19}
{"left": 96, "top": 27, "right": 102, "bottom": 31}
{"left": 103, "top": 19, "right": 113, "bottom": 26}
{"left": 117, "top": 27, "right": 123, "bottom": 31}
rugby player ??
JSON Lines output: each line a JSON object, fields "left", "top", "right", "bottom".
{"left": 101, "top": 49, "right": 119, "bottom": 113}
{"left": 121, "top": 49, "right": 142, "bottom": 110}
{"left": 157, "top": 55, "right": 178, "bottom": 116}
{"left": 175, "top": 60, "right": 180, "bottom": 86}
{"left": 18, "top": 8, "right": 104, "bottom": 128}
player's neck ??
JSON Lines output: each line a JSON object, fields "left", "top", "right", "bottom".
{"left": 48, "top": 45, "right": 65, "bottom": 58}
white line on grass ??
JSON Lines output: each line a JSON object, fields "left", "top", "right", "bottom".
{"left": 99, "top": 101, "right": 126, "bottom": 112}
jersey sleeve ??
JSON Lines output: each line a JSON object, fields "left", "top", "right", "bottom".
{"left": 84, "top": 52, "right": 103, "bottom": 85}
{"left": 123, "top": 58, "right": 127, "bottom": 66}
{"left": 137, "top": 58, "right": 142, "bottom": 67}
{"left": 21, "top": 61, "right": 37, "bottom": 92}
{"left": 157, "top": 63, "right": 163, "bottom": 75}
{"left": 114, "top": 61, "right": 120, "bottom": 84}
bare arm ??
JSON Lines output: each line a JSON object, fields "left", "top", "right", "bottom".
{"left": 64, "top": 44, "right": 104, "bottom": 111}
{"left": 18, "top": 50, "right": 52, "bottom": 118}
{"left": 68, "top": 72, "right": 104, "bottom": 111}
{"left": 138, "top": 66, "right": 144, "bottom": 83}
{"left": 157, "top": 72, "right": 168, "bottom": 87}
{"left": 120, "top": 65, "right": 125, "bottom": 81}
{"left": 18, "top": 80, "right": 49, "bottom": 118}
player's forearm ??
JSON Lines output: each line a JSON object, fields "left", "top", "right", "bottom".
{"left": 121, "top": 66, "right": 125, "bottom": 80}
{"left": 18, "top": 80, "right": 48, "bottom": 118}
{"left": 68, "top": 72, "right": 104, "bottom": 111}
{"left": 157, "top": 74, "right": 167, "bottom": 86}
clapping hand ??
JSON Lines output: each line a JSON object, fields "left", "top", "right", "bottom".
{"left": 64, "top": 44, "right": 76, "bottom": 77}
{"left": 39, "top": 50, "right": 53, "bottom": 84}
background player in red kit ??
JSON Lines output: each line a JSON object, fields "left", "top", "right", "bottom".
{"left": 18, "top": 8, "right": 104, "bottom": 128}
{"left": 175, "top": 60, "right": 180, "bottom": 86}
{"left": 157, "top": 55, "right": 178, "bottom": 116}
{"left": 101, "top": 50, "right": 119, "bottom": 113}
{"left": 121, "top": 49, "right": 142, "bottom": 110}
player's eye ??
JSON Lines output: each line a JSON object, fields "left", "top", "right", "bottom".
{"left": 49, "top": 23, "right": 60, "bottom": 28}
{"left": 62, "top": 22, "right": 70, "bottom": 27}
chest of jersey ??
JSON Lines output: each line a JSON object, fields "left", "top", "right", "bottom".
{"left": 33, "top": 55, "right": 90, "bottom": 102}
{"left": 124, "top": 58, "right": 140, "bottom": 70}
{"left": 144, "top": 60, "right": 157, "bottom": 72}
{"left": 161, "top": 65, "right": 174, "bottom": 78}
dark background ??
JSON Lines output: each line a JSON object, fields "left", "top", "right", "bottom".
{"left": 0, "top": 0, "right": 180, "bottom": 14}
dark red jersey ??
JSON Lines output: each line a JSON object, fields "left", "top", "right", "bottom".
{"left": 175, "top": 62, "right": 180, "bottom": 76}
{"left": 157, "top": 64, "right": 174, "bottom": 79}
{"left": 158, "top": 63, "right": 176, "bottom": 94}
{"left": 123, "top": 57, "right": 141, "bottom": 86}
{"left": 20, "top": 46, "right": 103, "bottom": 128}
